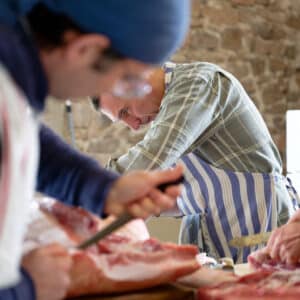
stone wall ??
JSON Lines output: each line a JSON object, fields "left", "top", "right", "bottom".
{"left": 43, "top": 0, "right": 300, "bottom": 169}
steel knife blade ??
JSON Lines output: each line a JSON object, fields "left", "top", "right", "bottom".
{"left": 77, "top": 176, "right": 184, "bottom": 250}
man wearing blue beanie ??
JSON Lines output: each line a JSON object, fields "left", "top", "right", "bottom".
{"left": 0, "top": 1, "right": 190, "bottom": 300}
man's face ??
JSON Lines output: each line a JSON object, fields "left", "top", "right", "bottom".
{"left": 41, "top": 33, "right": 153, "bottom": 100}
{"left": 100, "top": 93, "right": 159, "bottom": 130}
{"left": 46, "top": 57, "right": 152, "bottom": 100}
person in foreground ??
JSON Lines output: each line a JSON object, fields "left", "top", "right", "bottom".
{"left": 0, "top": 1, "right": 190, "bottom": 300}
{"left": 95, "top": 61, "right": 299, "bottom": 263}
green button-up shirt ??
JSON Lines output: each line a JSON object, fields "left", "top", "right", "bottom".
{"left": 107, "top": 62, "right": 282, "bottom": 175}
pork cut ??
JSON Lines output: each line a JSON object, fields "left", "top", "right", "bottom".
{"left": 248, "top": 247, "right": 300, "bottom": 271}
{"left": 197, "top": 268, "right": 300, "bottom": 299}
{"left": 23, "top": 198, "right": 200, "bottom": 297}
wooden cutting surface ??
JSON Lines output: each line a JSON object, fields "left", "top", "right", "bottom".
{"left": 234, "top": 263, "right": 255, "bottom": 276}
{"left": 68, "top": 264, "right": 254, "bottom": 300}
{"left": 68, "top": 284, "right": 196, "bottom": 300}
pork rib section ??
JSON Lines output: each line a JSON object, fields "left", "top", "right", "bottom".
{"left": 248, "top": 247, "right": 300, "bottom": 271}
{"left": 24, "top": 198, "right": 200, "bottom": 297}
{"left": 197, "top": 269, "right": 300, "bottom": 299}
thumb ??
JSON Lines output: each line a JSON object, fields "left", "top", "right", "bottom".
{"left": 151, "top": 164, "right": 184, "bottom": 187}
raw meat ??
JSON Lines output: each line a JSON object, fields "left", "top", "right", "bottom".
{"left": 177, "top": 267, "right": 236, "bottom": 288}
{"left": 197, "top": 267, "right": 300, "bottom": 299}
{"left": 69, "top": 238, "right": 200, "bottom": 296}
{"left": 248, "top": 247, "right": 300, "bottom": 271}
{"left": 23, "top": 198, "right": 200, "bottom": 297}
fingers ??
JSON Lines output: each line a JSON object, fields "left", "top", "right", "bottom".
{"left": 288, "top": 210, "right": 300, "bottom": 224}
{"left": 150, "top": 164, "right": 184, "bottom": 187}
{"left": 104, "top": 164, "right": 184, "bottom": 218}
{"left": 266, "top": 226, "right": 286, "bottom": 261}
{"left": 104, "top": 200, "right": 124, "bottom": 216}
{"left": 266, "top": 224, "right": 300, "bottom": 266}
{"left": 129, "top": 189, "right": 177, "bottom": 219}
{"left": 38, "top": 243, "right": 72, "bottom": 271}
{"left": 280, "top": 238, "right": 300, "bottom": 266}
{"left": 129, "top": 197, "right": 161, "bottom": 219}
{"left": 161, "top": 185, "right": 182, "bottom": 198}
{"left": 149, "top": 188, "right": 177, "bottom": 210}
{"left": 41, "top": 243, "right": 69, "bottom": 255}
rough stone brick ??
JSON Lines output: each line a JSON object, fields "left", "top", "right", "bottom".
{"left": 269, "top": 59, "right": 288, "bottom": 73}
{"left": 285, "top": 45, "right": 297, "bottom": 60}
{"left": 227, "top": 61, "right": 250, "bottom": 79}
{"left": 262, "top": 84, "right": 284, "bottom": 104}
{"left": 190, "top": 30, "right": 219, "bottom": 50}
{"left": 221, "top": 28, "right": 243, "bottom": 50}
{"left": 255, "top": 0, "right": 272, "bottom": 5}
{"left": 201, "top": 6, "right": 240, "bottom": 26}
{"left": 249, "top": 57, "right": 266, "bottom": 76}
{"left": 287, "top": 15, "right": 300, "bottom": 30}
{"left": 231, "top": 0, "right": 256, "bottom": 5}
{"left": 87, "top": 137, "right": 119, "bottom": 154}
{"left": 42, "top": 0, "right": 300, "bottom": 169}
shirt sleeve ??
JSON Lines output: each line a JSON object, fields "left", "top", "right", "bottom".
{"left": 107, "top": 64, "right": 221, "bottom": 173}
{"left": 0, "top": 268, "right": 36, "bottom": 300}
{"left": 37, "top": 124, "right": 119, "bottom": 216}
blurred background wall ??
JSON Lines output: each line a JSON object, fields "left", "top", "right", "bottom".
{"left": 42, "top": 0, "right": 300, "bottom": 242}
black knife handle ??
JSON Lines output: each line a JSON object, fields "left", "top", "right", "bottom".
{"left": 76, "top": 176, "right": 185, "bottom": 250}
{"left": 156, "top": 176, "right": 184, "bottom": 192}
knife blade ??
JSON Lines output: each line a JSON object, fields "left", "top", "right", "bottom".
{"left": 77, "top": 176, "right": 184, "bottom": 249}
{"left": 229, "top": 231, "right": 272, "bottom": 248}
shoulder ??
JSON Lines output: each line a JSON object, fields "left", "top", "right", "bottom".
{"left": 0, "top": 24, "right": 28, "bottom": 83}
{"left": 165, "top": 62, "right": 222, "bottom": 96}
{"left": 0, "top": 24, "right": 22, "bottom": 53}
{"left": 172, "top": 62, "right": 238, "bottom": 83}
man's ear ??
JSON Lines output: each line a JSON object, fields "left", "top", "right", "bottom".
{"left": 64, "top": 33, "right": 110, "bottom": 66}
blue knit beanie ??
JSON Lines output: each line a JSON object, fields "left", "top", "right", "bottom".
{"left": 0, "top": 0, "right": 190, "bottom": 65}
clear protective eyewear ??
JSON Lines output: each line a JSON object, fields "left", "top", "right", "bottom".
{"left": 112, "top": 75, "right": 152, "bottom": 99}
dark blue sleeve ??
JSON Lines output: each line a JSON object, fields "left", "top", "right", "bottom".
{"left": 37, "top": 124, "right": 119, "bottom": 216}
{"left": 0, "top": 268, "right": 36, "bottom": 300}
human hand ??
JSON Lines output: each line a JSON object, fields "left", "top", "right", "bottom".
{"left": 266, "top": 222, "right": 300, "bottom": 266}
{"left": 104, "top": 164, "right": 183, "bottom": 219}
{"left": 287, "top": 209, "right": 300, "bottom": 224}
{"left": 22, "top": 243, "right": 72, "bottom": 300}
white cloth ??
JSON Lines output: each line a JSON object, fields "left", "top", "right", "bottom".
{"left": 0, "top": 65, "right": 38, "bottom": 288}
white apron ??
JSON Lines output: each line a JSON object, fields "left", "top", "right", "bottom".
{"left": 177, "top": 153, "right": 299, "bottom": 263}
{"left": 0, "top": 65, "right": 38, "bottom": 288}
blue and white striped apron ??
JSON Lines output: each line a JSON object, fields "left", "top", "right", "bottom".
{"left": 177, "top": 153, "right": 299, "bottom": 263}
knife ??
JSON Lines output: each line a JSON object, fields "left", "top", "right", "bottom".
{"left": 229, "top": 231, "right": 272, "bottom": 248}
{"left": 77, "top": 176, "right": 184, "bottom": 249}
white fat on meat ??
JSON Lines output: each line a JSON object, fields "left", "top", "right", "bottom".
{"left": 23, "top": 199, "right": 201, "bottom": 297}
{"left": 92, "top": 255, "right": 163, "bottom": 281}
{"left": 23, "top": 200, "right": 75, "bottom": 254}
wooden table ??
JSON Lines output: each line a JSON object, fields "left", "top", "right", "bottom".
{"left": 68, "top": 264, "right": 253, "bottom": 300}
{"left": 69, "top": 284, "right": 196, "bottom": 300}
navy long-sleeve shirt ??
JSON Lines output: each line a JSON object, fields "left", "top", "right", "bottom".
{"left": 0, "top": 269, "right": 36, "bottom": 300}
{"left": 0, "top": 14, "right": 118, "bottom": 300}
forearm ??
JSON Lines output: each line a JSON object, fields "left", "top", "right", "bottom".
{"left": 0, "top": 268, "right": 36, "bottom": 300}
{"left": 38, "top": 124, "right": 119, "bottom": 216}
